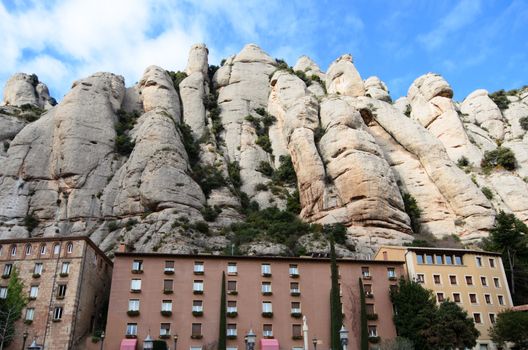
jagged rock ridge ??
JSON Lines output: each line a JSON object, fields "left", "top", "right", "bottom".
{"left": 0, "top": 44, "right": 527, "bottom": 256}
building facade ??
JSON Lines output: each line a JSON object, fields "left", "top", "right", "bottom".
{"left": 0, "top": 236, "right": 113, "bottom": 350}
{"left": 106, "top": 249, "right": 405, "bottom": 350}
{"left": 375, "top": 246, "right": 513, "bottom": 350}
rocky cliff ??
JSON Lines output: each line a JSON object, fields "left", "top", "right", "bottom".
{"left": 1, "top": 43, "right": 527, "bottom": 256}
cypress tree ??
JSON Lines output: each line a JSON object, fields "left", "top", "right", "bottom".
{"left": 359, "top": 278, "right": 368, "bottom": 350}
{"left": 218, "top": 271, "right": 227, "bottom": 350}
{"left": 329, "top": 237, "right": 343, "bottom": 350}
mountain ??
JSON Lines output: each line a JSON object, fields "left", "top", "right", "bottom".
{"left": 0, "top": 43, "right": 527, "bottom": 257}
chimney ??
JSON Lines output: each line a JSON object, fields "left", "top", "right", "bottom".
{"left": 118, "top": 243, "right": 127, "bottom": 253}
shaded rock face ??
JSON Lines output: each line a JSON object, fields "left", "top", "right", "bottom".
{"left": 0, "top": 43, "right": 527, "bottom": 256}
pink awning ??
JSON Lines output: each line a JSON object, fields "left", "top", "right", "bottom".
{"left": 260, "top": 339, "right": 279, "bottom": 350}
{"left": 120, "top": 338, "right": 137, "bottom": 350}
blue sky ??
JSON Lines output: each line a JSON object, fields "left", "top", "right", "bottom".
{"left": 1, "top": 0, "right": 527, "bottom": 102}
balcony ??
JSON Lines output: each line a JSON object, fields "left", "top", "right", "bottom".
{"left": 191, "top": 334, "right": 203, "bottom": 339}
{"left": 362, "top": 274, "right": 371, "bottom": 280}
{"left": 59, "top": 272, "right": 69, "bottom": 278}
{"left": 227, "top": 311, "right": 238, "bottom": 318}
{"left": 163, "top": 289, "right": 174, "bottom": 295}
{"left": 292, "top": 335, "right": 303, "bottom": 340}
{"left": 159, "top": 333, "right": 171, "bottom": 339}
{"left": 161, "top": 310, "right": 172, "bottom": 316}
{"left": 127, "top": 310, "right": 140, "bottom": 317}
{"left": 125, "top": 334, "right": 137, "bottom": 339}
{"left": 227, "top": 331, "right": 237, "bottom": 339}
{"left": 290, "top": 289, "right": 301, "bottom": 296}
{"left": 227, "top": 290, "right": 238, "bottom": 296}
{"left": 289, "top": 270, "right": 299, "bottom": 278}
{"left": 32, "top": 273, "right": 41, "bottom": 279}
{"left": 131, "top": 269, "right": 143, "bottom": 274}
{"left": 164, "top": 268, "right": 175, "bottom": 275}
{"left": 388, "top": 275, "right": 397, "bottom": 281}
{"left": 291, "top": 309, "right": 302, "bottom": 318}
{"left": 368, "top": 336, "right": 380, "bottom": 344}
{"left": 130, "top": 288, "right": 141, "bottom": 293}
{"left": 365, "top": 292, "right": 374, "bottom": 298}
{"left": 262, "top": 312, "right": 273, "bottom": 318}
{"left": 366, "top": 313, "right": 378, "bottom": 321}
{"left": 262, "top": 291, "right": 272, "bottom": 296}
{"left": 194, "top": 268, "right": 204, "bottom": 275}
{"left": 193, "top": 289, "right": 204, "bottom": 295}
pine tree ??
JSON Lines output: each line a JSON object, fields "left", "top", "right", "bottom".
{"left": 359, "top": 279, "right": 368, "bottom": 350}
{"left": 218, "top": 271, "right": 227, "bottom": 350}
{"left": 329, "top": 237, "right": 343, "bottom": 350}
{"left": 0, "top": 267, "right": 27, "bottom": 350}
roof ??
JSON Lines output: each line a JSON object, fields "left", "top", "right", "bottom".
{"left": 0, "top": 236, "right": 113, "bottom": 266}
{"left": 512, "top": 304, "right": 528, "bottom": 312}
{"left": 115, "top": 251, "right": 405, "bottom": 265}
{"left": 376, "top": 245, "right": 501, "bottom": 257}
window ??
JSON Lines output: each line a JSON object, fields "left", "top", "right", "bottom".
{"left": 10, "top": 245, "right": 16, "bottom": 256}
{"left": 292, "top": 324, "right": 302, "bottom": 338}
{"left": 193, "top": 300, "right": 203, "bottom": 312}
{"left": 53, "top": 244, "right": 60, "bottom": 255}
{"left": 227, "top": 281, "right": 237, "bottom": 293}
{"left": 489, "top": 314, "right": 496, "bottom": 324}
{"left": 164, "top": 261, "right": 175, "bottom": 273}
{"left": 163, "top": 279, "right": 173, "bottom": 293}
{"left": 227, "top": 301, "right": 237, "bottom": 313}
{"left": 191, "top": 347, "right": 203, "bottom": 350}
{"left": 449, "top": 275, "right": 457, "bottom": 285}
{"left": 261, "top": 263, "right": 271, "bottom": 276}
{"left": 437, "top": 293, "right": 444, "bottom": 302}
{"left": 366, "top": 304, "right": 375, "bottom": 315}
{"left": 361, "top": 267, "right": 370, "bottom": 277}
{"left": 494, "top": 278, "right": 500, "bottom": 288}
{"left": 132, "top": 260, "right": 143, "bottom": 272}
{"left": 387, "top": 268, "right": 396, "bottom": 278}
{"left": 289, "top": 264, "right": 299, "bottom": 276}
{"left": 193, "top": 280, "right": 204, "bottom": 293}
{"left": 416, "top": 254, "right": 424, "bottom": 264}
{"left": 498, "top": 295, "right": 504, "bottom": 305}
{"left": 67, "top": 242, "right": 73, "bottom": 253}
{"left": 0, "top": 287, "right": 7, "bottom": 299}
{"left": 469, "top": 293, "right": 477, "bottom": 304}
{"left": 61, "top": 262, "right": 70, "bottom": 275}
{"left": 481, "top": 276, "right": 488, "bottom": 286}
{"left": 131, "top": 279, "right": 141, "bottom": 292}
{"left": 445, "top": 255, "right": 453, "bottom": 265}
{"left": 484, "top": 294, "right": 491, "bottom": 304}
{"left": 2, "top": 264, "right": 12, "bottom": 277}
{"left": 466, "top": 276, "right": 473, "bottom": 285}
{"left": 425, "top": 254, "right": 433, "bottom": 264}
{"left": 126, "top": 323, "right": 138, "bottom": 336}
{"left": 364, "top": 284, "right": 373, "bottom": 296}
{"left": 227, "top": 263, "right": 237, "bottom": 275}
{"left": 476, "top": 256, "right": 483, "bottom": 267}
{"left": 433, "top": 275, "right": 441, "bottom": 284}
{"left": 53, "top": 306, "right": 63, "bottom": 320}
{"left": 261, "top": 282, "right": 272, "bottom": 294}
{"left": 227, "top": 324, "right": 237, "bottom": 337}
{"left": 194, "top": 262, "right": 204, "bottom": 274}
{"left": 30, "top": 286, "right": 39, "bottom": 299}
{"left": 34, "top": 263, "right": 43, "bottom": 275}
{"left": 436, "top": 255, "right": 443, "bottom": 264}
{"left": 40, "top": 244, "right": 47, "bottom": 255}
{"left": 368, "top": 325, "right": 377, "bottom": 337}
{"left": 262, "top": 301, "right": 272, "bottom": 313}
{"left": 25, "top": 244, "right": 32, "bottom": 255}
{"left": 192, "top": 323, "right": 202, "bottom": 337}
{"left": 473, "top": 313, "right": 482, "bottom": 324}
{"left": 290, "top": 282, "right": 300, "bottom": 295}
{"left": 57, "top": 284, "right": 67, "bottom": 298}
{"left": 25, "top": 308, "right": 35, "bottom": 321}
{"left": 453, "top": 293, "right": 461, "bottom": 303}
{"left": 291, "top": 301, "right": 301, "bottom": 313}
{"left": 454, "top": 255, "right": 463, "bottom": 265}
{"left": 128, "top": 299, "right": 140, "bottom": 311}
{"left": 263, "top": 324, "right": 273, "bottom": 337}
{"left": 162, "top": 300, "right": 172, "bottom": 312}
{"left": 160, "top": 323, "right": 171, "bottom": 336}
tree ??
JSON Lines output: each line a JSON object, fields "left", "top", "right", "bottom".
{"left": 482, "top": 210, "right": 528, "bottom": 304}
{"left": 218, "top": 272, "right": 227, "bottom": 350}
{"left": 0, "top": 267, "right": 27, "bottom": 350}
{"left": 329, "top": 238, "right": 343, "bottom": 350}
{"left": 390, "top": 278, "right": 436, "bottom": 350}
{"left": 422, "top": 301, "right": 479, "bottom": 349}
{"left": 489, "top": 309, "right": 528, "bottom": 349}
{"left": 379, "top": 337, "right": 414, "bottom": 350}
{"left": 359, "top": 279, "right": 368, "bottom": 350}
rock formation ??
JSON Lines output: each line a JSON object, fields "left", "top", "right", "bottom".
{"left": 0, "top": 43, "right": 527, "bottom": 256}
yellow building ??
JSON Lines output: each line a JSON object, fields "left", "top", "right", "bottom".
{"left": 375, "top": 246, "right": 513, "bottom": 350}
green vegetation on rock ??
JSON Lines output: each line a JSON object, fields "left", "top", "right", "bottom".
{"left": 481, "top": 146, "right": 517, "bottom": 171}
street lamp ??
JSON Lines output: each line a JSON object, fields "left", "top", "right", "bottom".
{"left": 246, "top": 329, "right": 256, "bottom": 350}
{"left": 143, "top": 333, "right": 154, "bottom": 350}
{"left": 173, "top": 334, "right": 178, "bottom": 350}
{"left": 27, "top": 339, "right": 41, "bottom": 350}
{"left": 22, "top": 330, "right": 28, "bottom": 350}
{"left": 312, "top": 337, "right": 318, "bottom": 350}
{"left": 339, "top": 326, "right": 348, "bottom": 350}
{"left": 100, "top": 331, "right": 105, "bottom": 350}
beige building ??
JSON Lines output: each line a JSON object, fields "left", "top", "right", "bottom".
{"left": 0, "top": 236, "right": 112, "bottom": 350}
{"left": 105, "top": 248, "right": 405, "bottom": 350}
{"left": 375, "top": 246, "right": 513, "bottom": 350}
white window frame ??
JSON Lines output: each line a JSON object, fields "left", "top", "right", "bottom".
{"left": 489, "top": 258, "right": 495, "bottom": 268}
{"left": 61, "top": 262, "right": 70, "bottom": 274}
{"left": 192, "top": 300, "right": 203, "bottom": 312}
{"left": 416, "top": 274, "right": 425, "bottom": 283}
{"left": 126, "top": 323, "right": 138, "bottom": 336}
{"left": 30, "top": 286, "right": 39, "bottom": 298}
{"left": 449, "top": 275, "right": 457, "bottom": 285}
{"left": 436, "top": 292, "right": 445, "bottom": 303}
{"left": 289, "top": 265, "right": 299, "bottom": 276}
{"left": 368, "top": 325, "right": 378, "bottom": 337}
{"left": 131, "top": 279, "right": 141, "bottom": 291}
{"left": 128, "top": 299, "right": 140, "bottom": 311}
{"left": 227, "top": 263, "right": 237, "bottom": 274}
{"left": 132, "top": 260, "right": 143, "bottom": 271}
{"left": 261, "top": 263, "right": 271, "bottom": 275}
{"left": 387, "top": 268, "right": 396, "bottom": 278}
{"left": 227, "top": 324, "right": 237, "bottom": 336}
{"left": 194, "top": 262, "right": 204, "bottom": 273}
{"left": 263, "top": 325, "right": 273, "bottom": 337}
{"left": 489, "top": 313, "right": 496, "bottom": 324}
{"left": 261, "top": 282, "right": 272, "bottom": 293}
{"left": 193, "top": 281, "right": 204, "bottom": 292}
{"left": 480, "top": 276, "right": 488, "bottom": 287}
{"left": 493, "top": 277, "right": 500, "bottom": 288}
{"left": 53, "top": 306, "right": 63, "bottom": 320}
{"left": 3, "top": 264, "right": 12, "bottom": 277}
{"left": 25, "top": 244, "right": 32, "bottom": 255}
{"left": 262, "top": 301, "right": 272, "bottom": 313}
{"left": 465, "top": 275, "right": 473, "bottom": 286}
{"left": 291, "top": 302, "right": 301, "bottom": 314}
{"left": 53, "top": 244, "right": 60, "bottom": 255}
{"left": 10, "top": 245, "right": 16, "bottom": 256}
{"left": 452, "top": 292, "right": 461, "bottom": 303}
{"left": 34, "top": 263, "right": 43, "bottom": 275}
{"left": 433, "top": 274, "right": 442, "bottom": 285}
{"left": 497, "top": 295, "right": 505, "bottom": 305}
{"left": 162, "top": 300, "right": 172, "bottom": 312}
{"left": 473, "top": 312, "right": 482, "bottom": 324}
{"left": 0, "top": 287, "right": 7, "bottom": 299}
{"left": 476, "top": 256, "right": 483, "bottom": 267}
{"left": 25, "top": 308, "right": 35, "bottom": 321}
{"left": 67, "top": 243, "right": 73, "bottom": 253}
{"left": 469, "top": 293, "right": 478, "bottom": 304}
{"left": 40, "top": 245, "right": 47, "bottom": 255}
{"left": 160, "top": 323, "right": 171, "bottom": 336}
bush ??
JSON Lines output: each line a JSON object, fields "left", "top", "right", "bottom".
{"left": 192, "top": 221, "right": 210, "bottom": 234}
{"left": 255, "top": 183, "right": 268, "bottom": 192}
{"left": 272, "top": 155, "right": 297, "bottom": 186}
{"left": 178, "top": 123, "right": 200, "bottom": 166}
{"left": 166, "top": 71, "right": 187, "bottom": 92}
{"left": 402, "top": 192, "right": 421, "bottom": 233}
{"left": 227, "top": 161, "right": 242, "bottom": 189}
{"left": 192, "top": 164, "right": 227, "bottom": 197}
{"left": 115, "top": 135, "right": 135, "bottom": 156}
{"left": 286, "top": 190, "right": 301, "bottom": 215}
{"left": 24, "top": 214, "right": 39, "bottom": 232}
{"left": 481, "top": 187, "right": 494, "bottom": 200}
{"left": 275, "top": 58, "right": 291, "bottom": 71}
{"left": 108, "top": 221, "right": 119, "bottom": 232}
{"left": 520, "top": 116, "right": 528, "bottom": 131}
{"left": 323, "top": 223, "right": 347, "bottom": 245}
{"left": 457, "top": 156, "right": 469, "bottom": 167}
{"left": 203, "top": 93, "right": 218, "bottom": 111}
{"left": 489, "top": 90, "right": 510, "bottom": 110}
{"left": 257, "top": 161, "right": 274, "bottom": 177}
{"left": 201, "top": 205, "right": 221, "bottom": 222}
{"left": 114, "top": 109, "right": 140, "bottom": 156}
{"left": 256, "top": 135, "right": 272, "bottom": 153}
{"left": 481, "top": 147, "right": 517, "bottom": 171}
